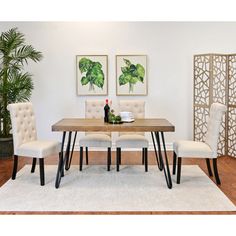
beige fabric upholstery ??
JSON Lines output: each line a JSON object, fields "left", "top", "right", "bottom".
{"left": 205, "top": 103, "right": 227, "bottom": 158}
{"left": 173, "top": 140, "right": 213, "bottom": 158}
{"left": 173, "top": 103, "right": 227, "bottom": 159}
{"left": 7, "top": 102, "right": 60, "bottom": 158}
{"left": 116, "top": 134, "right": 149, "bottom": 148}
{"left": 16, "top": 140, "right": 60, "bottom": 158}
{"left": 79, "top": 134, "right": 112, "bottom": 148}
{"left": 85, "top": 100, "right": 111, "bottom": 136}
{"left": 116, "top": 100, "right": 148, "bottom": 148}
{"left": 118, "top": 100, "right": 145, "bottom": 136}
{"left": 80, "top": 100, "right": 112, "bottom": 148}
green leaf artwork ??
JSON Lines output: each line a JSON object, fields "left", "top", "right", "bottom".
{"left": 119, "top": 58, "right": 145, "bottom": 93}
{"left": 79, "top": 57, "right": 105, "bottom": 91}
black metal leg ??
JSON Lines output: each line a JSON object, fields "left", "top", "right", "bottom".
{"left": 213, "top": 159, "right": 221, "bottom": 185}
{"left": 154, "top": 132, "right": 164, "bottom": 170}
{"left": 80, "top": 147, "right": 83, "bottom": 171}
{"left": 116, "top": 148, "right": 121, "bottom": 172}
{"left": 55, "top": 131, "right": 66, "bottom": 189}
{"left": 142, "top": 148, "right": 144, "bottom": 165}
{"left": 158, "top": 132, "right": 173, "bottom": 189}
{"left": 65, "top": 131, "right": 72, "bottom": 170}
{"left": 65, "top": 131, "right": 77, "bottom": 171}
{"left": 31, "top": 158, "right": 37, "bottom": 173}
{"left": 144, "top": 148, "right": 148, "bottom": 172}
{"left": 177, "top": 157, "right": 182, "bottom": 184}
{"left": 86, "top": 147, "right": 89, "bottom": 165}
{"left": 151, "top": 132, "right": 161, "bottom": 170}
{"left": 173, "top": 152, "right": 177, "bottom": 175}
{"left": 39, "top": 158, "right": 45, "bottom": 186}
{"left": 12, "top": 155, "right": 18, "bottom": 180}
{"left": 107, "top": 147, "right": 111, "bottom": 171}
{"left": 206, "top": 158, "right": 213, "bottom": 177}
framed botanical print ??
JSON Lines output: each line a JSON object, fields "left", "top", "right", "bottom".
{"left": 76, "top": 55, "right": 108, "bottom": 95}
{"left": 116, "top": 55, "right": 147, "bottom": 95}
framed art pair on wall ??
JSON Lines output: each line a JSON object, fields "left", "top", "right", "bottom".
{"left": 76, "top": 55, "right": 147, "bottom": 96}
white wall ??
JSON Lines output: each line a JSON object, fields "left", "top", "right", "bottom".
{"left": 1, "top": 22, "right": 236, "bottom": 149}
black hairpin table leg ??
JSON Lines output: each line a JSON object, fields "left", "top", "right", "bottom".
{"left": 151, "top": 132, "right": 162, "bottom": 170}
{"left": 155, "top": 131, "right": 172, "bottom": 189}
{"left": 55, "top": 131, "right": 66, "bottom": 189}
{"left": 65, "top": 131, "right": 77, "bottom": 171}
{"left": 65, "top": 131, "right": 72, "bottom": 170}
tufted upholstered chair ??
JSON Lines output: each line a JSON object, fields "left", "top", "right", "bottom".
{"left": 116, "top": 100, "right": 149, "bottom": 172}
{"left": 173, "top": 103, "right": 227, "bottom": 185}
{"left": 7, "top": 102, "right": 60, "bottom": 186}
{"left": 79, "top": 100, "right": 112, "bottom": 171}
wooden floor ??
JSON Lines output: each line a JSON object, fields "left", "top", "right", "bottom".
{"left": 0, "top": 151, "right": 235, "bottom": 215}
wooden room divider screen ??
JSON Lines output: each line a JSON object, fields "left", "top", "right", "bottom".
{"left": 193, "top": 54, "right": 236, "bottom": 157}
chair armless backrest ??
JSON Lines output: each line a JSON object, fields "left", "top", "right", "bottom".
{"left": 119, "top": 100, "right": 145, "bottom": 136}
{"left": 85, "top": 100, "right": 111, "bottom": 136}
{"left": 7, "top": 102, "right": 37, "bottom": 154}
{"left": 205, "top": 103, "right": 227, "bottom": 158}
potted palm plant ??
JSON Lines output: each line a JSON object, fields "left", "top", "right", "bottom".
{"left": 0, "top": 28, "right": 43, "bottom": 158}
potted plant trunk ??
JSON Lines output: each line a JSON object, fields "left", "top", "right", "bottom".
{"left": 0, "top": 28, "right": 42, "bottom": 159}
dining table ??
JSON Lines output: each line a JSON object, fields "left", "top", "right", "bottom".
{"left": 52, "top": 118, "right": 175, "bottom": 189}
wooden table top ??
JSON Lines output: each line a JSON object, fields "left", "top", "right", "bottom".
{"left": 52, "top": 118, "right": 175, "bottom": 132}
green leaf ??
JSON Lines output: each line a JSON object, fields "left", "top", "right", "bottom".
{"left": 120, "top": 74, "right": 133, "bottom": 86}
{"left": 81, "top": 76, "right": 89, "bottom": 85}
{"left": 129, "top": 76, "right": 139, "bottom": 84}
{"left": 121, "top": 66, "right": 129, "bottom": 73}
{"left": 79, "top": 57, "right": 92, "bottom": 73}
{"left": 93, "top": 72, "right": 104, "bottom": 89}
{"left": 136, "top": 64, "right": 145, "bottom": 78}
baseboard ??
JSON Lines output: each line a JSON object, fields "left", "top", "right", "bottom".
{"left": 64, "top": 142, "right": 173, "bottom": 151}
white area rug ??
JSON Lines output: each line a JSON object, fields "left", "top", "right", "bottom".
{"left": 0, "top": 165, "right": 235, "bottom": 212}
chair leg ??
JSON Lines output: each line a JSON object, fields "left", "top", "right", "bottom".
{"left": 12, "top": 155, "right": 18, "bottom": 180}
{"left": 206, "top": 158, "right": 213, "bottom": 177}
{"left": 142, "top": 148, "right": 144, "bottom": 165}
{"left": 173, "top": 152, "right": 177, "bottom": 175}
{"left": 177, "top": 157, "right": 182, "bottom": 184}
{"left": 213, "top": 158, "right": 221, "bottom": 185}
{"left": 116, "top": 148, "right": 121, "bottom": 172}
{"left": 80, "top": 147, "right": 83, "bottom": 171}
{"left": 144, "top": 148, "right": 148, "bottom": 172}
{"left": 31, "top": 158, "right": 37, "bottom": 173}
{"left": 39, "top": 158, "right": 45, "bottom": 186}
{"left": 85, "top": 147, "right": 89, "bottom": 165}
{"left": 107, "top": 147, "right": 111, "bottom": 171}
{"left": 58, "top": 152, "right": 64, "bottom": 177}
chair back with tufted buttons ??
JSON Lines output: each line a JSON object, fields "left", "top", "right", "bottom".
{"left": 205, "top": 103, "right": 227, "bottom": 158}
{"left": 85, "top": 100, "right": 111, "bottom": 136}
{"left": 7, "top": 102, "right": 37, "bottom": 153}
{"left": 119, "top": 100, "right": 145, "bottom": 136}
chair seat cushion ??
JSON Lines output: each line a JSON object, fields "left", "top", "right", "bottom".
{"left": 173, "top": 140, "right": 214, "bottom": 158}
{"left": 16, "top": 140, "right": 60, "bottom": 158}
{"left": 116, "top": 134, "right": 149, "bottom": 148}
{"left": 79, "top": 134, "right": 112, "bottom": 148}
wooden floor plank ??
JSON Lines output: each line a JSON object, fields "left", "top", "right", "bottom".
{"left": 0, "top": 151, "right": 235, "bottom": 215}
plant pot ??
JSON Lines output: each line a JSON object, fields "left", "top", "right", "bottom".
{"left": 0, "top": 137, "right": 13, "bottom": 159}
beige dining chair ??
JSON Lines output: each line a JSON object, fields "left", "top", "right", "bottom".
{"left": 79, "top": 100, "right": 112, "bottom": 171}
{"left": 115, "top": 100, "right": 149, "bottom": 171}
{"left": 7, "top": 102, "right": 60, "bottom": 186}
{"left": 173, "top": 103, "right": 227, "bottom": 185}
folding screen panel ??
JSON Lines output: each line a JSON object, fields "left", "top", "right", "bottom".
{"left": 193, "top": 54, "right": 236, "bottom": 157}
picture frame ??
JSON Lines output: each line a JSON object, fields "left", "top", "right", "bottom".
{"left": 116, "top": 55, "right": 147, "bottom": 96}
{"left": 76, "top": 55, "right": 108, "bottom": 96}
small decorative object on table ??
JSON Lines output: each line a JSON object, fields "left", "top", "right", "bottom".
{"left": 104, "top": 99, "right": 110, "bottom": 122}
{"left": 108, "top": 110, "right": 123, "bottom": 124}
{"left": 119, "top": 111, "right": 135, "bottom": 122}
